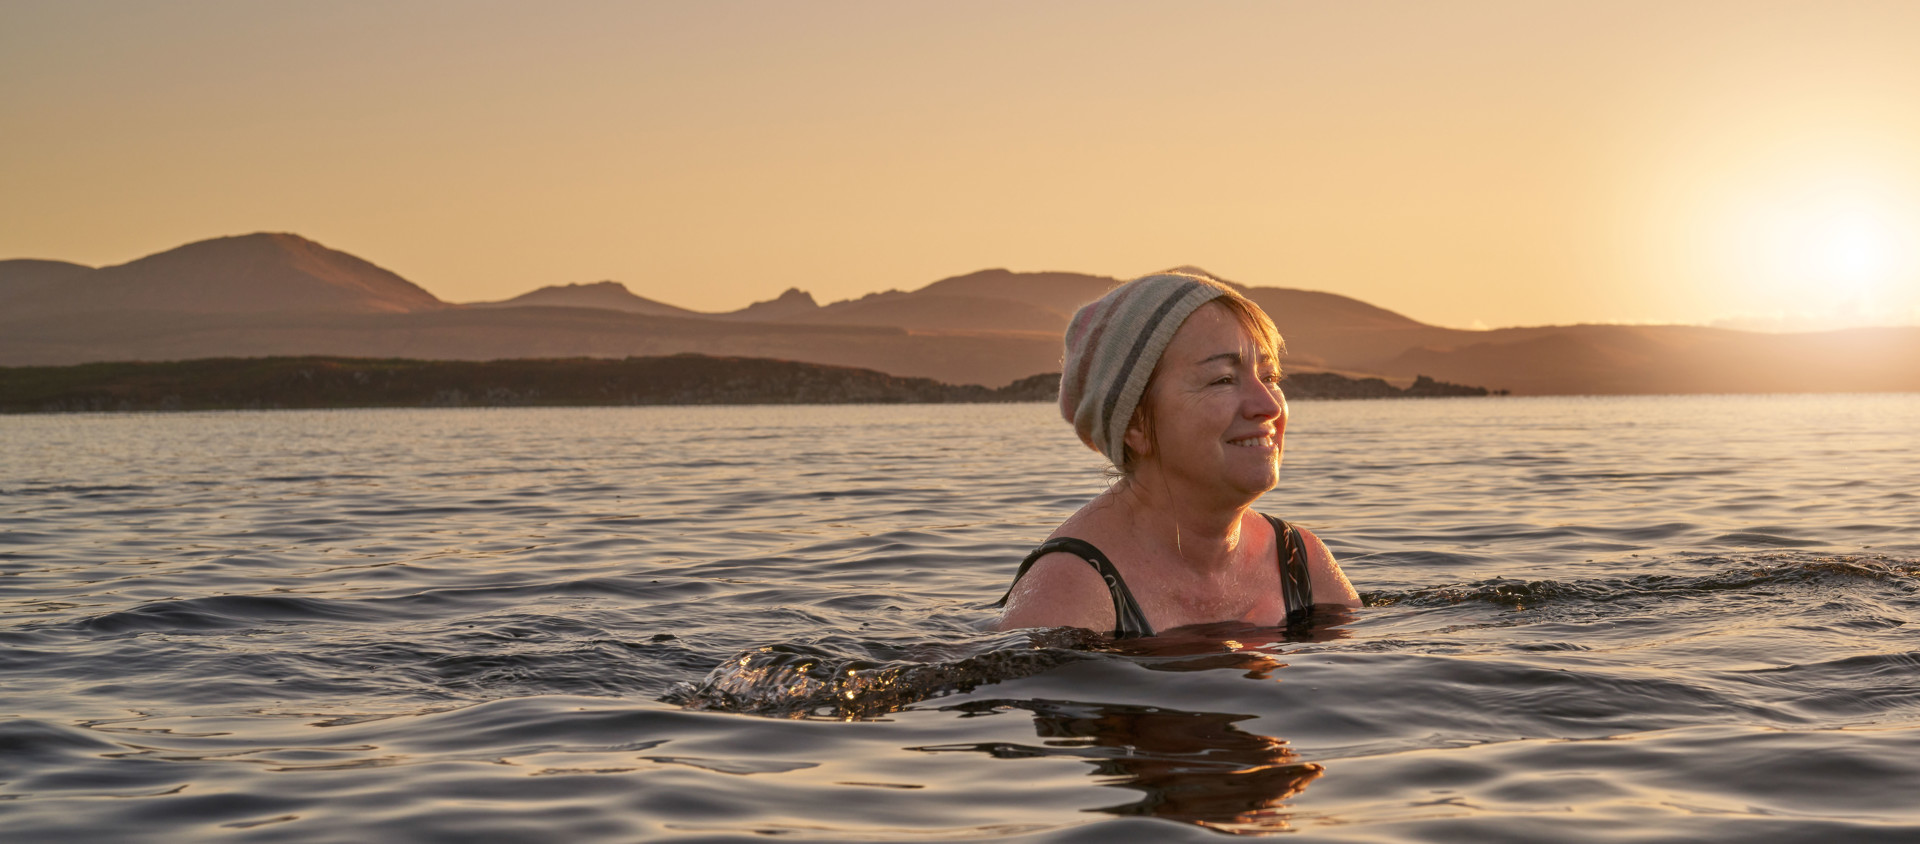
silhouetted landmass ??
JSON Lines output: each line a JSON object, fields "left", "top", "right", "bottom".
{"left": 3, "top": 233, "right": 443, "bottom": 317}
{"left": 1282, "top": 372, "right": 1500, "bottom": 399}
{"left": 0, "top": 258, "right": 93, "bottom": 301}
{"left": 0, "top": 357, "right": 1493, "bottom": 412}
{"left": 467, "top": 280, "right": 701, "bottom": 317}
{"left": 14, "top": 231, "right": 1915, "bottom": 395}
{"left": 0, "top": 356, "right": 1052, "bottom": 412}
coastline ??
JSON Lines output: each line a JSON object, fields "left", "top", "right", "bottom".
{"left": 0, "top": 355, "right": 1495, "bottom": 413}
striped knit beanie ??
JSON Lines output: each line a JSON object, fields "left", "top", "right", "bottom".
{"left": 1059, "top": 270, "right": 1240, "bottom": 470}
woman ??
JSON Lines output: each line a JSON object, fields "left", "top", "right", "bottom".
{"left": 996, "top": 270, "right": 1359, "bottom": 637}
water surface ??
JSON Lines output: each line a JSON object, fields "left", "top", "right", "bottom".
{"left": 3, "top": 396, "right": 1918, "bottom": 841}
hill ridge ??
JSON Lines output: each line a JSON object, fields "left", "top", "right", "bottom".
{"left": 6, "top": 232, "right": 1918, "bottom": 395}
{"left": 6, "top": 232, "right": 447, "bottom": 317}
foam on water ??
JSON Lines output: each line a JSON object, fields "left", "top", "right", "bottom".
{"left": 3, "top": 396, "right": 1919, "bottom": 841}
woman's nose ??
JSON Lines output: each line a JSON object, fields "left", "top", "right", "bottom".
{"left": 1245, "top": 378, "right": 1284, "bottom": 418}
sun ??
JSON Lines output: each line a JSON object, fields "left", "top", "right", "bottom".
{"left": 1638, "top": 123, "right": 1920, "bottom": 330}
{"left": 1793, "top": 203, "right": 1904, "bottom": 299}
{"left": 1703, "top": 178, "right": 1920, "bottom": 328}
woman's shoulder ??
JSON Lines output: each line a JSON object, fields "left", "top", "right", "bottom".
{"left": 1254, "top": 511, "right": 1312, "bottom": 547}
{"left": 1261, "top": 516, "right": 1359, "bottom": 607}
{"left": 995, "top": 544, "right": 1118, "bottom": 633}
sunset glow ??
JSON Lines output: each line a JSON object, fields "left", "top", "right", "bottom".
{"left": 5, "top": 1, "right": 1920, "bottom": 330}
{"left": 1684, "top": 158, "right": 1920, "bottom": 330}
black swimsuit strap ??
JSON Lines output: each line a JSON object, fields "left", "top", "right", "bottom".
{"left": 996, "top": 513, "right": 1315, "bottom": 638}
{"left": 1266, "top": 515, "right": 1315, "bottom": 625}
{"left": 993, "top": 537, "right": 1156, "bottom": 638}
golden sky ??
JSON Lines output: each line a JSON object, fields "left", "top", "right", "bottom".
{"left": 5, "top": 0, "right": 1919, "bottom": 330}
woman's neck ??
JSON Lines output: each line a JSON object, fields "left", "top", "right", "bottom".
{"left": 1109, "top": 472, "right": 1255, "bottom": 574}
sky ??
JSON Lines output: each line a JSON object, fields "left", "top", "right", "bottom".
{"left": 5, "top": 0, "right": 1920, "bottom": 330}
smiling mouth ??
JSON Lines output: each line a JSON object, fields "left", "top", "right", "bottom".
{"left": 1227, "top": 434, "right": 1276, "bottom": 449}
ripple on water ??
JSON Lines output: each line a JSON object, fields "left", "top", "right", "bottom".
{"left": 3, "top": 399, "right": 1919, "bottom": 842}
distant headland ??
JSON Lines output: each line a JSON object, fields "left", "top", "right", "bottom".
{"left": 4, "top": 232, "right": 1917, "bottom": 396}
{"left": 0, "top": 356, "right": 1496, "bottom": 413}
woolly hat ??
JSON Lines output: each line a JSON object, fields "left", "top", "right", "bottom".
{"left": 1059, "top": 270, "right": 1241, "bottom": 470}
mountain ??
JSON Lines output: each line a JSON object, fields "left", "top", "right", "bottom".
{"left": 468, "top": 284, "right": 838, "bottom": 322}
{"left": 0, "top": 259, "right": 95, "bottom": 301}
{"left": 775, "top": 269, "right": 1113, "bottom": 332}
{"left": 718, "top": 287, "right": 821, "bottom": 321}
{"left": 913, "top": 268, "right": 1121, "bottom": 314}
{"left": 457, "top": 266, "right": 1417, "bottom": 339}
{"left": 468, "top": 269, "right": 1117, "bottom": 332}
{"left": 467, "top": 280, "right": 699, "bottom": 317}
{"left": 4, "top": 233, "right": 446, "bottom": 316}
{"left": 764, "top": 270, "right": 1432, "bottom": 339}
{"left": 6, "top": 233, "right": 1918, "bottom": 395}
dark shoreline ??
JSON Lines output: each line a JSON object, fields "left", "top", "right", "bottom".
{"left": 0, "top": 355, "right": 1496, "bottom": 413}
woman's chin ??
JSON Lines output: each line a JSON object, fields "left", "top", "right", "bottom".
{"left": 1145, "top": 453, "right": 1279, "bottom": 501}
{"left": 1221, "top": 463, "right": 1280, "bottom": 498}
{"left": 1232, "top": 449, "right": 1280, "bottom": 475}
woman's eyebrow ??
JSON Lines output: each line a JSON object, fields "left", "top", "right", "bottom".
{"left": 1196, "top": 352, "right": 1243, "bottom": 367}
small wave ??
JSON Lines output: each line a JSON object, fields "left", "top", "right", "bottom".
{"left": 666, "top": 630, "right": 1101, "bottom": 719}
{"left": 1708, "top": 531, "right": 1826, "bottom": 548}
{"left": 0, "top": 483, "right": 153, "bottom": 497}
{"left": 78, "top": 594, "right": 380, "bottom": 633}
{"left": 1727, "top": 651, "right": 1920, "bottom": 719}
{"left": 1365, "top": 577, "right": 1611, "bottom": 609}
{"left": 1366, "top": 555, "right": 1920, "bottom": 610}
{"left": 0, "top": 718, "right": 120, "bottom": 761}
{"left": 1614, "top": 522, "right": 1698, "bottom": 541}
{"left": 1530, "top": 469, "right": 1743, "bottom": 482}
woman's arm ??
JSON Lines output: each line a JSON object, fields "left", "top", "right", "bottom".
{"left": 1296, "top": 526, "right": 1360, "bottom": 607}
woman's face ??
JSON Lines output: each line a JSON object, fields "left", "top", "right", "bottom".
{"left": 1126, "top": 302, "right": 1287, "bottom": 504}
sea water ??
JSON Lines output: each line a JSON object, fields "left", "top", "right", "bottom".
{"left": 2, "top": 395, "right": 1918, "bottom": 842}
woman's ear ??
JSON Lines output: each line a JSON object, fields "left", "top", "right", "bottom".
{"left": 1123, "top": 405, "right": 1152, "bottom": 461}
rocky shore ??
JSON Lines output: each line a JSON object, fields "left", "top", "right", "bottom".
{"left": 0, "top": 355, "right": 1494, "bottom": 413}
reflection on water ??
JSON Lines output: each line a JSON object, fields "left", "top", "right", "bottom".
{"left": 922, "top": 697, "right": 1321, "bottom": 835}
{"left": 897, "top": 621, "right": 1356, "bottom": 834}
{"left": 1114, "top": 611, "right": 1360, "bottom": 656}
{"left": 883, "top": 613, "right": 1351, "bottom": 832}
{"left": 681, "top": 604, "right": 1355, "bottom": 831}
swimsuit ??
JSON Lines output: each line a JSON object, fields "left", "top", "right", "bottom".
{"left": 994, "top": 514, "right": 1315, "bottom": 638}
